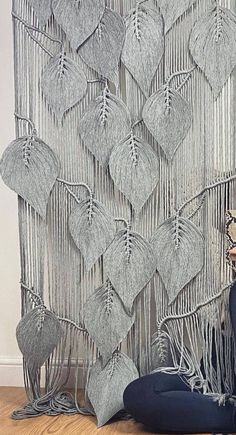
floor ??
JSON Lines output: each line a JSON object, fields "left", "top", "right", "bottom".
{"left": 0, "top": 387, "right": 157, "bottom": 435}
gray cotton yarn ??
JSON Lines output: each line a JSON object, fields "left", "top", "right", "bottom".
{"left": 83, "top": 279, "right": 135, "bottom": 367}
{"left": 41, "top": 52, "right": 87, "bottom": 122}
{"left": 151, "top": 216, "right": 205, "bottom": 304}
{"left": 104, "top": 228, "right": 156, "bottom": 314}
{"left": 5, "top": 0, "right": 236, "bottom": 427}
{"left": 109, "top": 131, "right": 159, "bottom": 212}
{"left": 79, "top": 8, "right": 125, "bottom": 88}
{"left": 52, "top": 0, "right": 106, "bottom": 51}
{"left": 143, "top": 85, "right": 192, "bottom": 161}
{"left": 87, "top": 351, "right": 139, "bottom": 428}
{"left": 0, "top": 135, "right": 60, "bottom": 219}
{"left": 79, "top": 86, "right": 131, "bottom": 167}
{"left": 16, "top": 306, "right": 63, "bottom": 375}
{"left": 28, "top": 0, "right": 53, "bottom": 27}
{"left": 121, "top": 1, "right": 164, "bottom": 97}
{"left": 157, "top": 0, "right": 197, "bottom": 33}
{"left": 69, "top": 197, "right": 116, "bottom": 271}
{"left": 189, "top": 4, "right": 236, "bottom": 97}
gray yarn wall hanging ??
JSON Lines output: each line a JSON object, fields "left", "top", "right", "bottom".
{"left": 1, "top": 0, "right": 236, "bottom": 427}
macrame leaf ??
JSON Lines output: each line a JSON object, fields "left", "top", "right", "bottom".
{"left": 151, "top": 217, "right": 204, "bottom": 304}
{"left": 41, "top": 52, "right": 87, "bottom": 121}
{"left": 0, "top": 135, "right": 60, "bottom": 219}
{"left": 69, "top": 197, "right": 116, "bottom": 270}
{"left": 109, "top": 132, "right": 159, "bottom": 212}
{"left": 52, "top": 0, "right": 105, "bottom": 51}
{"left": 16, "top": 307, "right": 63, "bottom": 374}
{"left": 79, "top": 88, "right": 131, "bottom": 167}
{"left": 121, "top": 2, "right": 164, "bottom": 97}
{"left": 189, "top": 5, "right": 236, "bottom": 97}
{"left": 79, "top": 8, "right": 125, "bottom": 87}
{"left": 157, "top": 0, "right": 196, "bottom": 33}
{"left": 87, "top": 351, "right": 139, "bottom": 427}
{"left": 28, "top": 0, "right": 52, "bottom": 26}
{"left": 83, "top": 280, "right": 135, "bottom": 365}
{"left": 104, "top": 229, "right": 156, "bottom": 313}
{"left": 142, "top": 86, "right": 192, "bottom": 160}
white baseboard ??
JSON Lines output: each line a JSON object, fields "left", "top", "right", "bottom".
{"left": 0, "top": 357, "right": 24, "bottom": 387}
{"left": 0, "top": 357, "right": 84, "bottom": 388}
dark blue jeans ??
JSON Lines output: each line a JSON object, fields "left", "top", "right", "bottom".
{"left": 123, "top": 372, "right": 236, "bottom": 433}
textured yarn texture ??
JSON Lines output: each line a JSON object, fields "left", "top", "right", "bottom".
{"left": 1, "top": 0, "right": 236, "bottom": 429}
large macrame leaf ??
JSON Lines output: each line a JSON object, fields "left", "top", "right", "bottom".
{"left": 104, "top": 229, "right": 156, "bottom": 313}
{"left": 16, "top": 307, "right": 63, "bottom": 374}
{"left": 52, "top": 0, "right": 105, "bottom": 51}
{"left": 79, "top": 8, "right": 125, "bottom": 86}
{"left": 157, "top": 0, "right": 196, "bottom": 33}
{"left": 28, "top": 0, "right": 52, "bottom": 26}
{"left": 151, "top": 217, "right": 204, "bottom": 304}
{"left": 121, "top": 2, "right": 164, "bottom": 97}
{"left": 0, "top": 135, "right": 60, "bottom": 219}
{"left": 189, "top": 5, "right": 236, "bottom": 97}
{"left": 83, "top": 280, "right": 135, "bottom": 365}
{"left": 79, "top": 88, "right": 131, "bottom": 167}
{"left": 142, "top": 86, "right": 192, "bottom": 160}
{"left": 41, "top": 52, "right": 87, "bottom": 121}
{"left": 87, "top": 351, "right": 139, "bottom": 427}
{"left": 68, "top": 197, "right": 116, "bottom": 270}
{"left": 109, "top": 132, "right": 159, "bottom": 212}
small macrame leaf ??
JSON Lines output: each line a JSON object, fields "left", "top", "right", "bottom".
{"left": 0, "top": 135, "right": 60, "bottom": 219}
{"left": 87, "top": 351, "right": 139, "bottom": 427}
{"left": 28, "top": 0, "right": 53, "bottom": 27}
{"left": 189, "top": 5, "right": 236, "bottom": 97}
{"left": 79, "top": 87, "right": 131, "bottom": 167}
{"left": 157, "top": 0, "right": 196, "bottom": 33}
{"left": 109, "top": 132, "right": 159, "bottom": 212}
{"left": 83, "top": 280, "right": 135, "bottom": 365}
{"left": 41, "top": 52, "right": 87, "bottom": 121}
{"left": 79, "top": 8, "right": 125, "bottom": 86}
{"left": 16, "top": 307, "right": 63, "bottom": 374}
{"left": 52, "top": 0, "right": 105, "bottom": 51}
{"left": 151, "top": 216, "right": 204, "bottom": 304}
{"left": 69, "top": 197, "right": 116, "bottom": 270}
{"left": 104, "top": 229, "right": 156, "bottom": 313}
{"left": 142, "top": 86, "right": 192, "bottom": 160}
{"left": 121, "top": 2, "right": 164, "bottom": 97}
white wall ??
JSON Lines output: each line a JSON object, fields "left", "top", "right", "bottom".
{"left": 0, "top": 1, "right": 22, "bottom": 386}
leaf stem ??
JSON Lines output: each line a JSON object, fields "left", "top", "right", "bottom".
{"left": 166, "top": 66, "right": 196, "bottom": 89}
{"left": 20, "top": 281, "right": 86, "bottom": 333}
{"left": 14, "top": 113, "right": 37, "bottom": 135}
{"left": 12, "top": 11, "right": 63, "bottom": 46}
{"left": 64, "top": 186, "right": 81, "bottom": 205}
{"left": 58, "top": 317, "right": 87, "bottom": 333}
{"left": 132, "top": 119, "right": 143, "bottom": 129}
{"left": 178, "top": 173, "right": 236, "bottom": 216}
{"left": 152, "top": 281, "right": 235, "bottom": 346}
{"left": 57, "top": 178, "right": 93, "bottom": 199}
{"left": 25, "top": 28, "right": 54, "bottom": 57}
{"left": 87, "top": 79, "right": 104, "bottom": 84}
{"left": 87, "top": 76, "right": 107, "bottom": 85}
{"left": 20, "top": 281, "right": 44, "bottom": 306}
{"left": 12, "top": 11, "right": 63, "bottom": 57}
{"left": 187, "top": 192, "right": 207, "bottom": 220}
{"left": 176, "top": 67, "right": 196, "bottom": 92}
{"left": 115, "top": 218, "right": 131, "bottom": 229}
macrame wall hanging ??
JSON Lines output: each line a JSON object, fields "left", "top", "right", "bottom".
{"left": 1, "top": 0, "right": 236, "bottom": 427}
